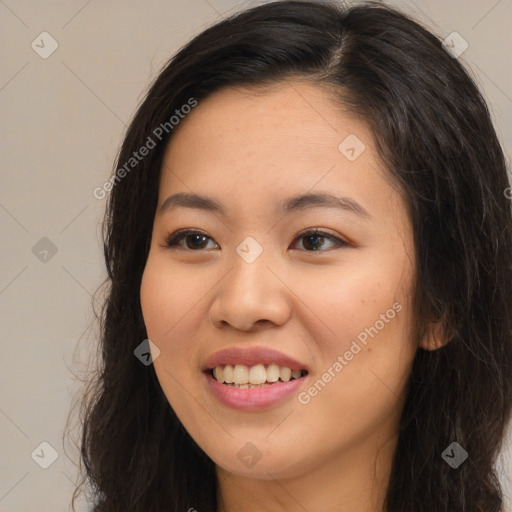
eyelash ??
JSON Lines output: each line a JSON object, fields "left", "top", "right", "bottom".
{"left": 163, "top": 228, "right": 349, "bottom": 252}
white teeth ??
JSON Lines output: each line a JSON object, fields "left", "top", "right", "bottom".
{"left": 211, "top": 363, "right": 306, "bottom": 385}
{"left": 224, "top": 382, "right": 275, "bottom": 389}
{"left": 266, "top": 364, "right": 280, "bottom": 382}
{"left": 233, "top": 364, "right": 249, "bottom": 385}
{"left": 223, "top": 364, "right": 234, "bottom": 383}
{"left": 291, "top": 369, "right": 302, "bottom": 379}
{"left": 280, "top": 367, "right": 292, "bottom": 382}
{"left": 213, "top": 366, "right": 223, "bottom": 382}
{"left": 249, "top": 364, "right": 267, "bottom": 384}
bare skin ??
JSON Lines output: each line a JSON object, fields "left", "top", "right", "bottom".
{"left": 140, "top": 80, "right": 445, "bottom": 512}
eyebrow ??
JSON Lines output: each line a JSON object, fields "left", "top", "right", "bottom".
{"left": 158, "top": 191, "right": 371, "bottom": 219}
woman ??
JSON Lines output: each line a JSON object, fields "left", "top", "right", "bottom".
{"left": 70, "top": 1, "right": 512, "bottom": 510}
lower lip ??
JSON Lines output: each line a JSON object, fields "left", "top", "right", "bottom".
{"left": 204, "top": 371, "right": 307, "bottom": 411}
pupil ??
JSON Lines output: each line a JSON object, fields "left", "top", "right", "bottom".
{"left": 305, "top": 234, "right": 323, "bottom": 250}
{"left": 188, "top": 234, "right": 207, "bottom": 249}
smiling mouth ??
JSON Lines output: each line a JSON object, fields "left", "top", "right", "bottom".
{"left": 206, "top": 363, "right": 308, "bottom": 389}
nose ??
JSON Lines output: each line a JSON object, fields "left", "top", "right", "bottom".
{"left": 208, "top": 249, "right": 292, "bottom": 333}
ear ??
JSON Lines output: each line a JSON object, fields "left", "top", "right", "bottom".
{"left": 418, "top": 320, "right": 452, "bottom": 351}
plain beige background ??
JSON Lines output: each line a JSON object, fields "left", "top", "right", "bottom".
{"left": 1, "top": 1, "right": 511, "bottom": 510}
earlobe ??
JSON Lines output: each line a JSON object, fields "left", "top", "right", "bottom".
{"left": 419, "top": 320, "right": 452, "bottom": 351}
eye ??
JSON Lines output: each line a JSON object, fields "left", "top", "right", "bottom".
{"left": 164, "top": 228, "right": 348, "bottom": 252}
{"left": 290, "top": 228, "right": 348, "bottom": 251}
{"left": 164, "top": 229, "right": 219, "bottom": 250}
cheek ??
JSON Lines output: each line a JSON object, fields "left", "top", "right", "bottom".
{"left": 293, "top": 251, "right": 413, "bottom": 359}
{"left": 140, "top": 257, "right": 190, "bottom": 382}
{"left": 296, "top": 292, "right": 414, "bottom": 455}
{"left": 140, "top": 257, "right": 199, "bottom": 412}
{"left": 140, "top": 254, "right": 214, "bottom": 382}
{"left": 140, "top": 254, "right": 203, "bottom": 339}
{"left": 140, "top": 263, "right": 169, "bottom": 340}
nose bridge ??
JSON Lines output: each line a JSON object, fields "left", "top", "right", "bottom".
{"left": 209, "top": 237, "right": 291, "bottom": 330}
{"left": 229, "top": 241, "right": 270, "bottom": 298}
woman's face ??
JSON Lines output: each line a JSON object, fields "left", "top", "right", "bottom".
{"left": 140, "top": 81, "right": 420, "bottom": 484}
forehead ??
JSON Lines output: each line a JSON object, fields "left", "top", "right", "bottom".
{"left": 157, "top": 81, "right": 406, "bottom": 227}
{"left": 165, "top": 81, "right": 372, "bottom": 156}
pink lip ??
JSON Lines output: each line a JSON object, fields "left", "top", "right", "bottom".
{"left": 204, "top": 371, "right": 307, "bottom": 411}
{"left": 203, "top": 346, "right": 309, "bottom": 372}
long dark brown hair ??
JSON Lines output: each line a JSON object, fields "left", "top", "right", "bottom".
{"left": 66, "top": 1, "right": 512, "bottom": 510}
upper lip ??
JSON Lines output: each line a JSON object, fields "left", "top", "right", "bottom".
{"left": 203, "top": 346, "right": 309, "bottom": 372}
